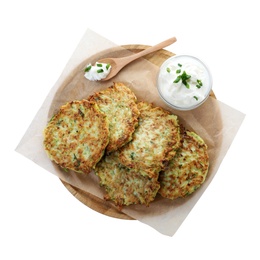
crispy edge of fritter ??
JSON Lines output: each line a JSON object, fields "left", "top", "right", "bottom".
{"left": 118, "top": 101, "right": 181, "bottom": 175}
{"left": 43, "top": 99, "right": 110, "bottom": 174}
{"left": 88, "top": 82, "right": 140, "bottom": 154}
{"left": 158, "top": 127, "right": 209, "bottom": 200}
{"left": 94, "top": 152, "right": 160, "bottom": 209}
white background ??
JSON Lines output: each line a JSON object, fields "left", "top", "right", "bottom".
{"left": 1, "top": 0, "right": 259, "bottom": 259}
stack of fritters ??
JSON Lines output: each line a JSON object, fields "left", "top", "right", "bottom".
{"left": 43, "top": 82, "right": 209, "bottom": 209}
{"left": 95, "top": 100, "right": 181, "bottom": 207}
{"left": 88, "top": 82, "right": 140, "bottom": 153}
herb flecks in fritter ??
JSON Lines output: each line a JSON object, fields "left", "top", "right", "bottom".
{"left": 158, "top": 127, "right": 209, "bottom": 199}
{"left": 43, "top": 100, "right": 109, "bottom": 174}
{"left": 118, "top": 101, "right": 181, "bottom": 176}
{"left": 43, "top": 82, "right": 210, "bottom": 207}
{"left": 95, "top": 152, "right": 160, "bottom": 208}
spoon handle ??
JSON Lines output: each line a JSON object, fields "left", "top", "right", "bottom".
{"left": 122, "top": 37, "right": 177, "bottom": 64}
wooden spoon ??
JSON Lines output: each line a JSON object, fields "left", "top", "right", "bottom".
{"left": 98, "top": 37, "right": 177, "bottom": 81}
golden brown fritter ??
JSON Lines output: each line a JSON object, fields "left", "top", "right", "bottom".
{"left": 158, "top": 128, "right": 209, "bottom": 199}
{"left": 95, "top": 152, "right": 160, "bottom": 208}
{"left": 118, "top": 101, "right": 181, "bottom": 176}
{"left": 88, "top": 82, "right": 140, "bottom": 153}
{"left": 43, "top": 100, "right": 109, "bottom": 174}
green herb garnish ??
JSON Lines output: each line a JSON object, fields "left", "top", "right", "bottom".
{"left": 173, "top": 70, "right": 191, "bottom": 88}
{"left": 197, "top": 79, "right": 203, "bottom": 85}
{"left": 97, "top": 69, "right": 104, "bottom": 73}
{"left": 84, "top": 65, "right": 92, "bottom": 72}
{"left": 176, "top": 69, "right": 181, "bottom": 74}
{"left": 182, "top": 71, "right": 191, "bottom": 80}
{"left": 106, "top": 63, "right": 111, "bottom": 70}
{"left": 193, "top": 96, "right": 199, "bottom": 101}
{"left": 178, "top": 63, "right": 182, "bottom": 67}
{"left": 96, "top": 63, "right": 102, "bottom": 67}
{"left": 196, "top": 79, "right": 203, "bottom": 88}
{"left": 166, "top": 67, "right": 171, "bottom": 73}
{"left": 173, "top": 75, "right": 182, "bottom": 83}
{"left": 183, "top": 81, "right": 190, "bottom": 89}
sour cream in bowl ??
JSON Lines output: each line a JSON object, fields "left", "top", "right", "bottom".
{"left": 157, "top": 55, "right": 212, "bottom": 111}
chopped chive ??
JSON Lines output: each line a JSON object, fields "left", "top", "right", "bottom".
{"left": 178, "top": 63, "right": 182, "bottom": 67}
{"left": 173, "top": 69, "right": 193, "bottom": 89}
{"left": 183, "top": 81, "right": 190, "bottom": 89}
{"left": 106, "top": 63, "right": 111, "bottom": 70}
{"left": 193, "top": 96, "right": 199, "bottom": 101}
{"left": 196, "top": 79, "right": 203, "bottom": 88}
{"left": 84, "top": 65, "right": 92, "bottom": 72}
{"left": 97, "top": 69, "right": 104, "bottom": 73}
{"left": 182, "top": 71, "right": 191, "bottom": 80}
{"left": 197, "top": 79, "right": 203, "bottom": 86}
{"left": 96, "top": 63, "right": 102, "bottom": 67}
{"left": 166, "top": 67, "right": 171, "bottom": 73}
{"left": 174, "top": 75, "right": 182, "bottom": 83}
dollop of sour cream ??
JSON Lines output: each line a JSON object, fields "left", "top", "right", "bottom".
{"left": 84, "top": 62, "right": 111, "bottom": 81}
{"left": 157, "top": 55, "right": 212, "bottom": 110}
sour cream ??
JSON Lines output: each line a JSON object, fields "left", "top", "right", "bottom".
{"left": 157, "top": 55, "right": 212, "bottom": 110}
{"left": 84, "top": 62, "right": 111, "bottom": 81}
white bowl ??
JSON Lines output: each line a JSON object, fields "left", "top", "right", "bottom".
{"left": 157, "top": 54, "right": 213, "bottom": 111}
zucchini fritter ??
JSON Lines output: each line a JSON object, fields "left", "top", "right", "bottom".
{"left": 95, "top": 152, "right": 160, "bottom": 208}
{"left": 159, "top": 128, "right": 209, "bottom": 199}
{"left": 43, "top": 100, "right": 109, "bottom": 174}
{"left": 88, "top": 82, "right": 140, "bottom": 153}
{"left": 118, "top": 102, "right": 181, "bottom": 176}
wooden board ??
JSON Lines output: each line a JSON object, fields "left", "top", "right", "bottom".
{"left": 61, "top": 45, "right": 216, "bottom": 220}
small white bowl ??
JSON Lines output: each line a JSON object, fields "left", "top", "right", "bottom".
{"left": 157, "top": 54, "right": 213, "bottom": 111}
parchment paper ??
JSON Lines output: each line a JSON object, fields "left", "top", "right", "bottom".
{"left": 16, "top": 28, "right": 245, "bottom": 236}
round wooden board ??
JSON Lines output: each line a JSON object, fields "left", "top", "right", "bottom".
{"left": 60, "top": 45, "right": 216, "bottom": 220}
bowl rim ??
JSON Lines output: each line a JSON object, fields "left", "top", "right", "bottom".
{"left": 157, "top": 54, "right": 213, "bottom": 111}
